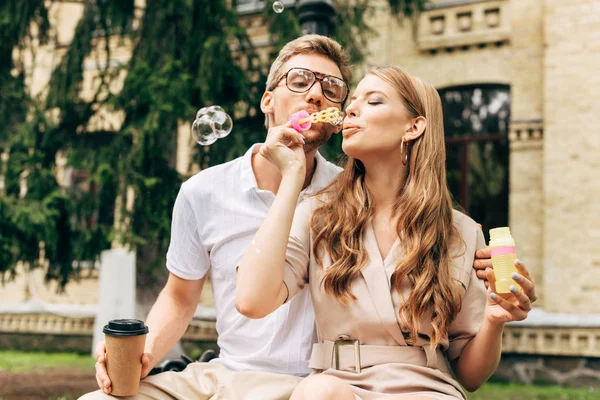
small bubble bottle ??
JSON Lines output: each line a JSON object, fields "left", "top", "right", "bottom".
{"left": 489, "top": 227, "right": 519, "bottom": 294}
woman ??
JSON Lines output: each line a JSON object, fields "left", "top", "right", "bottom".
{"left": 235, "top": 66, "right": 536, "bottom": 399}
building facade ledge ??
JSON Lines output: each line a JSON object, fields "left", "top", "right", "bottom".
{"left": 417, "top": 0, "right": 510, "bottom": 51}
{"left": 509, "top": 118, "right": 544, "bottom": 145}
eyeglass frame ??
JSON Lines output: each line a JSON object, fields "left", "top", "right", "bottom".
{"left": 273, "top": 67, "right": 349, "bottom": 104}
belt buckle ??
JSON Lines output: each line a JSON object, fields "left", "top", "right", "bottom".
{"left": 332, "top": 337, "right": 361, "bottom": 374}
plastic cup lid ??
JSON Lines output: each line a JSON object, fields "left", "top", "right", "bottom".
{"left": 103, "top": 319, "right": 149, "bottom": 337}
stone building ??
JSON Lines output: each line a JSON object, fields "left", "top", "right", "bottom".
{"left": 374, "top": 0, "right": 599, "bottom": 385}
{"left": 1, "top": 0, "right": 599, "bottom": 386}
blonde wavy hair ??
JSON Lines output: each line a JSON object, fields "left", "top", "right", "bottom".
{"left": 311, "top": 66, "right": 463, "bottom": 347}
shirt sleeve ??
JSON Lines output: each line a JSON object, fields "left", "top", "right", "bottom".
{"left": 165, "top": 186, "right": 211, "bottom": 280}
{"left": 282, "top": 197, "right": 315, "bottom": 303}
{"left": 446, "top": 223, "right": 488, "bottom": 361}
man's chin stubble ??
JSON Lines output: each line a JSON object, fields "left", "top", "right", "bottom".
{"left": 302, "top": 130, "right": 333, "bottom": 153}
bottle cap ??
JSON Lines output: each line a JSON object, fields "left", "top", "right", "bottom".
{"left": 103, "top": 319, "right": 149, "bottom": 337}
{"left": 489, "top": 227, "right": 511, "bottom": 240}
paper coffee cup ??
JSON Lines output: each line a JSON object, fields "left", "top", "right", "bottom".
{"left": 103, "top": 319, "right": 149, "bottom": 397}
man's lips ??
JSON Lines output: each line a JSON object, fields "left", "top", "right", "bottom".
{"left": 297, "top": 107, "right": 319, "bottom": 116}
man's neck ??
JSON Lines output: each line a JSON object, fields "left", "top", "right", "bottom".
{"left": 252, "top": 148, "right": 317, "bottom": 195}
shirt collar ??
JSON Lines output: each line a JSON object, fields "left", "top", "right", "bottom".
{"left": 240, "top": 144, "right": 261, "bottom": 193}
{"left": 239, "top": 143, "right": 332, "bottom": 194}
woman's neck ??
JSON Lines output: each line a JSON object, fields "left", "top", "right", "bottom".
{"left": 363, "top": 157, "right": 407, "bottom": 213}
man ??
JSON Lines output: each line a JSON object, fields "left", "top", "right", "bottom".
{"left": 83, "top": 35, "right": 497, "bottom": 400}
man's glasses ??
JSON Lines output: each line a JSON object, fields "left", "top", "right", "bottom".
{"left": 277, "top": 67, "right": 349, "bottom": 104}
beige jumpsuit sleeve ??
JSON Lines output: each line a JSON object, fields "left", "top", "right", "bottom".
{"left": 281, "top": 197, "right": 316, "bottom": 303}
{"left": 446, "top": 218, "right": 489, "bottom": 361}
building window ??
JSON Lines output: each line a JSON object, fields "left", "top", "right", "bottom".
{"left": 439, "top": 84, "right": 510, "bottom": 240}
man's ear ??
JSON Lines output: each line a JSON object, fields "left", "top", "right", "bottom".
{"left": 261, "top": 91, "right": 274, "bottom": 115}
{"left": 403, "top": 116, "right": 427, "bottom": 143}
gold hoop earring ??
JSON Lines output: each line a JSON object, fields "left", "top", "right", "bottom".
{"left": 400, "top": 138, "right": 408, "bottom": 165}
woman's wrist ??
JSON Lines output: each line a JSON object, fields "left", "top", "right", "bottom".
{"left": 281, "top": 163, "right": 306, "bottom": 182}
{"left": 483, "top": 315, "right": 506, "bottom": 332}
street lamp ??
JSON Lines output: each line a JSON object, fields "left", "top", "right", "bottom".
{"left": 295, "top": 0, "right": 336, "bottom": 36}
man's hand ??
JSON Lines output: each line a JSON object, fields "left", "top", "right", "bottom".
{"left": 95, "top": 340, "right": 153, "bottom": 394}
{"left": 474, "top": 247, "right": 493, "bottom": 289}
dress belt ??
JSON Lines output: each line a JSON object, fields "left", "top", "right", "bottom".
{"left": 309, "top": 339, "right": 449, "bottom": 374}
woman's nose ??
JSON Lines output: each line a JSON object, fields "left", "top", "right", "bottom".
{"left": 345, "top": 102, "right": 358, "bottom": 117}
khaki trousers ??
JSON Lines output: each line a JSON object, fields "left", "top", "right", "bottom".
{"left": 78, "top": 362, "right": 302, "bottom": 400}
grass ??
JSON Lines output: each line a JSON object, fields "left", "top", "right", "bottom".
{"left": 470, "top": 382, "right": 598, "bottom": 399}
{"left": 0, "top": 350, "right": 95, "bottom": 372}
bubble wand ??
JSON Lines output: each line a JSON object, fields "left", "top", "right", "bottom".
{"left": 289, "top": 107, "right": 345, "bottom": 133}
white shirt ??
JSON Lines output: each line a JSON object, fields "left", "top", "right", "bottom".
{"left": 166, "top": 144, "right": 342, "bottom": 376}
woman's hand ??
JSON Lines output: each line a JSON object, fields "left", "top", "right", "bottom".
{"left": 484, "top": 259, "right": 537, "bottom": 325}
{"left": 259, "top": 122, "right": 306, "bottom": 177}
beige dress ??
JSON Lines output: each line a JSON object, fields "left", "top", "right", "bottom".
{"left": 282, "top": 197, "right": 488, "bottom": 400}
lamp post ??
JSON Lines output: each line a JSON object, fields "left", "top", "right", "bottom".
{"left": 295, "top": 0, "right": 336, "bottom": 36}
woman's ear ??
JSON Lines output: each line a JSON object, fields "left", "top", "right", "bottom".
{"left": 403, "top": 116, "right": 427, "bottom": 142}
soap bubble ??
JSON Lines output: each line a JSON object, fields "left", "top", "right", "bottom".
{"left": 332, "top": 112, "right": 345, "bottom": 126}
{"left": 204, "top": 106, "right": 232, "bottom": 139}
{"left": 192, "top": 105, "right": 234, "bottom": 146}
{"left": 213, "top": 113, "right": 233, "bottom": 138}
{"left": 273, "top": 1, "right": 284, "bottom": 13}
{"left": 192, "top": 115, "right": 218, "bottom": 146}
{"left": 196, "top": 107, "right": 208, "bottom": 119}
{"left": 206, "top": 105, "right": 224, "bottom": 114}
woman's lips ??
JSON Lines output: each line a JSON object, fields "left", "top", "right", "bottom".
{"left": 342, "top": 127, "right": 360, "bottom": 137}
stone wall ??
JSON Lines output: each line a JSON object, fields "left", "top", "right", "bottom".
{"left": 507, "top": 0, "right": 545, "bottom": 307}
{"left": 0, "top": 333, "right": 92, "bottom": 353}
{"left": 509, "top": 121, "right": 545, "bottom": 306}
{"left": 0, "top": 313, "right": 95, "bottom": 353}
{"left": 0, "top": 312, "right": 217, "bottom": 355}
{"left": 495, "top": 354, "right": 600, "bottom": 388}
{"left": 542, "top": 0, "right": 600, "bottom": 313}
{"left": 0, "top": 263, "right": 99, "bottom": 305}
{"left": 0, "top": 262, "right": 214, "bottom": 309}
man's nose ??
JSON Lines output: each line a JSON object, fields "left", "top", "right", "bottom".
{"left": 306, "top": 81, "right": 324, "bottom": 105}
